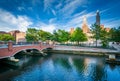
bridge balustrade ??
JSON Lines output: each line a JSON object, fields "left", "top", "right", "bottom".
{"left": 0, "top": 41, "right": 54, "bottom": 59}
{"left": 0, "top": 41, "right": 49, "bottom": 48}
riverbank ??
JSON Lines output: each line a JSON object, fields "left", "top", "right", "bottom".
{"left": 47, "top": 46, "right": 120, "bottom": 56}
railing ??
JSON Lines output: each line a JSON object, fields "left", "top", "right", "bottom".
{"left": 0, "top": 41, "right": 52, "bottom": 48}
{"left": 112, "top": 43, "right": 120, "bottom": 52}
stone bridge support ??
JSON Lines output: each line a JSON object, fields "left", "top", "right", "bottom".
{"left": 8, "top": 41, "right": 13, "bottom": 51}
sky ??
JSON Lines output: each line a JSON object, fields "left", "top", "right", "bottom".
{"left": 0, "top": 0, "right": 120, "bottom": 32}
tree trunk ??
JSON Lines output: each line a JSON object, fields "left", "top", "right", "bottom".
{"left": 77, "top": 41, "right": 79, "bottom": 45}
{"left": 96, "top": 39, "right": 97, "bottom": 47}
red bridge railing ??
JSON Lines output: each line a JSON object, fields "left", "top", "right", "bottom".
{"left": 0, "top": 41, "right": 54, "bottom": 59}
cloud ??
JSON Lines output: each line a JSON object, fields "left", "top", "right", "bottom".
{"left": 18, "top": 7, "right": 25, "bottom": 11}
{"left": 32, "top": 22, "right": 56, "bottom": 33}
{"left": 51, "top": 9, "right": 56, "bottom": 16}
{"left": 49, "top": 18, "right": 56, "bottom": 24}
{"left": 55, "top": 3, "right": 62, "bottom": 9}
{"left": 43, "top": 0, "right": 57, "bottom": 16}
{"left": 43, "top": 0, "right": 88, "bottom": 17}
{"left": 41, "top": 25, "right": 56, "bottom": 33}
{"left": 0, "top": 8, "right": 32, "bottom": 32}
{"left": 65, "top": 11, "right": 95, "bottom": 28}
{"left": 59, "top": 0, "right": 88, "bottom": 16}
{"left": 43, "top": 0, "right": 53, "bottom": 11}
{"left": 102, "top": 18, "right": 120, "bottom": 28}
{"left": 72, "top": 10, "right": 86, "bottom": 18}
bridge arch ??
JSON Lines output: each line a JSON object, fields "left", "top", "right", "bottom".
{"left": 0, "top": 41, "right": 54, "bottom": 59}
{"left": 12, "top": 48, "right": 42, "bottom": 57}
{"left": 41, "top": 47, "right": 53, "bottom": 51}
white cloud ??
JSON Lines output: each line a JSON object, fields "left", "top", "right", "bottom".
{"left": 43, "top": 0, "right": 57, "bottom": 16}
{"left": 102, "top": 19, "right": 120, "bottom": 28}
{"left": 60, "top": 0, "right": 88, "bottom": 16}
{"left": 49, "top": 18, "right": 56, "bottom": 24}
{"left": 18, "top": 7, "right": 25, "bottom": 11}
{"left": 55, "top": 3, "right": 62, "bottom": 9}
{"left": 51, "top": 9, "right": 56, "bottom": 16}
{"left": 41, "top": 25, "right": 56, "bottom": 33}
{"left": 0, "top": 8, "right": 32, "bottom": 32}
{"left": 32, "top": 22, "right": 56, "bottom": 33}
{"left": 44, "top": 0, "right": 53, "bottom": 11}
{"left": 72, "top": 10, "right": 86, "bottom": 18}
{"left": 65, "top": 11, "right": 95, "bottom": 28}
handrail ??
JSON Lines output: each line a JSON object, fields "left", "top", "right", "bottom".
{"left": 0, "top": 41, "right": 50, "bottom": 48}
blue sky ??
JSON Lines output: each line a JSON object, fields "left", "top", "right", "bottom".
{"left": 0, "top": 0, "right": 120, "bottom": 32}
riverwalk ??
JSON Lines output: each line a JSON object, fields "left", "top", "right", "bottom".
{"left": 52, "top": 45, "right": 120, "bottom": 55}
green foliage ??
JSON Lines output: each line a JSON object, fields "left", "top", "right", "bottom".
{"left": 91, "top": 24, "right": 102, "bottom": 40}
{"left": 91, "top": 24, "right": 102, "bottom": 47}
{"left": 109, "top": 27, "right": 120, "bottom": 42}
{"left": 51, "top": 30, "right": 59, "bottom": 42}
{"left": 100, "top": 29, "right": 109, "bottom": 47}
{"left": 0, "top": 34, "right": 15, "bottom": 41}
{"left": 26, "top": 28, "right": 52, "bottom": 42}
{"left": 70, "top": 27, "right": 87, "bottom": 44}
{"left": 26, "top": 28, "right": 39, "bottom": 42}
{"left": 38, "top": 30, "right": 52, "bottom": 41}
{"left": 52, "top": 29, "right": 70, "bottom": 43}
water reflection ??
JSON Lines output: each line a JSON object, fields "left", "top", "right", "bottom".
{"left": 0, "top": 54, "right": 120, "bottom": 81}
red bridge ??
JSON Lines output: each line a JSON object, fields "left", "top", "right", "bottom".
{"left": 0, "top": 41, "right": 53, "bottom": 59}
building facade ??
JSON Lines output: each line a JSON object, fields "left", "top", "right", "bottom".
{"left": 9, "top": 30, "right": 26, "bottom": 43}
{"left": 82, "top": 16, "right": 93, "bottom": 43}
{"left": 16, "top": 32, "right": 26, "bottom": 43}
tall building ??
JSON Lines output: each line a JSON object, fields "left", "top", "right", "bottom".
{"left": 82, "top": 16, "right": 93, "bottom": 42}
{"left": 16, "top": 32, "right": 26, "bottom": 43}
{"left": 9, "top": 30, "right": 26, "bottom": 42}
{"left": 82, "top": 16, "right": 90, "bottom": 33}
{"left": 100, "top": 25, "right": 111, "bottom": 32}
{"left": 96, "top": 10, "right": 100, "bottom": 26}
{"left": 9, "top": 30, "right": 20, "bottom": 39}
{"left": 70, "top": 28, "right": 74, "bottom": 35}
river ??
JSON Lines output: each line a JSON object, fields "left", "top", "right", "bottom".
{"left": 0, "top": 54, "right": 120, "bottom": 81}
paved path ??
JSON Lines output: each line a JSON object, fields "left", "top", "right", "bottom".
{"left": 54, "top": 45, "right": 119, "bottom": 53}
{"left": 112, "top": 44, "right": 120, "bottom": 52}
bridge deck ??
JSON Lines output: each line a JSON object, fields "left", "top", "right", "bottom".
{"left": 0, "top": 43, "right": 53, "bottom": 59}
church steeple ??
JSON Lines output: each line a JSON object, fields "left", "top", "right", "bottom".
{"left": 96, "top": 10, "right": 100, "bottom": 26}
{"left": 82, "top": 16, "right": 90, "bottom": 33}
{"left": 83, "top": 16, "right": 87, "bottom": 25}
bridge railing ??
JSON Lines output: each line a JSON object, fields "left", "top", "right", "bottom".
{"left": 0, "top": 41, "right": 51, "bottom": 48}
{"left": 13, "top": 42, "right": 39, "bottom": 45}
{"left": 0, "top": 41, "right": 8, "bottom": 48}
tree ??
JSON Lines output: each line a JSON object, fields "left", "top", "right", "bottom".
{"left": 26, "top": 28, "right": 39, "bottom": 42}
{"left": 91, "top": 24, "right": 102, "bottom": 47}
{"left": 51, "top": 30, "right": 59, "bottom": 42}
{"left": 70, "top": 27, "right": 87, "bottom": 45}
{"left": 38, "top": 30, "right": 52, "bottom": 41}
{"left": 100, "top": 29, "right": 109, "bottom": 47}
{"left": 52, "top": 29, "right": 70, "bottom": 43}
{"left": 108, "top": 28, "right": 114, "bottom": 41}
{"left": 109, "top": 26, "right": 120, "bottom": 43}
{"left": 0, "top": 34, "right": 15, "bottom": 41}
{"left": 58, "top": 29, "right": 70, "bottom": 43}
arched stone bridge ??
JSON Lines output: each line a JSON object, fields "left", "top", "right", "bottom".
{"left": 0, "top": 41, "right": 53, "bottom": 59}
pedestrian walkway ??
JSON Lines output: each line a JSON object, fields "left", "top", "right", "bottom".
{"left": 112, "top": 44, "right": 120, "bottom": 52}
{"left": 54, "top": 45, "right": 119, "bottom": 54}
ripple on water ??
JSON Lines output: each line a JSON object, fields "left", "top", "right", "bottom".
{"left": 0, "top": 54, "right": 120, "bottom": 81}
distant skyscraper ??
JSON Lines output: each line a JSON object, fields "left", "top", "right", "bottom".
{"left": 96, "top": 10, "right": 100, "bottom": 26}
